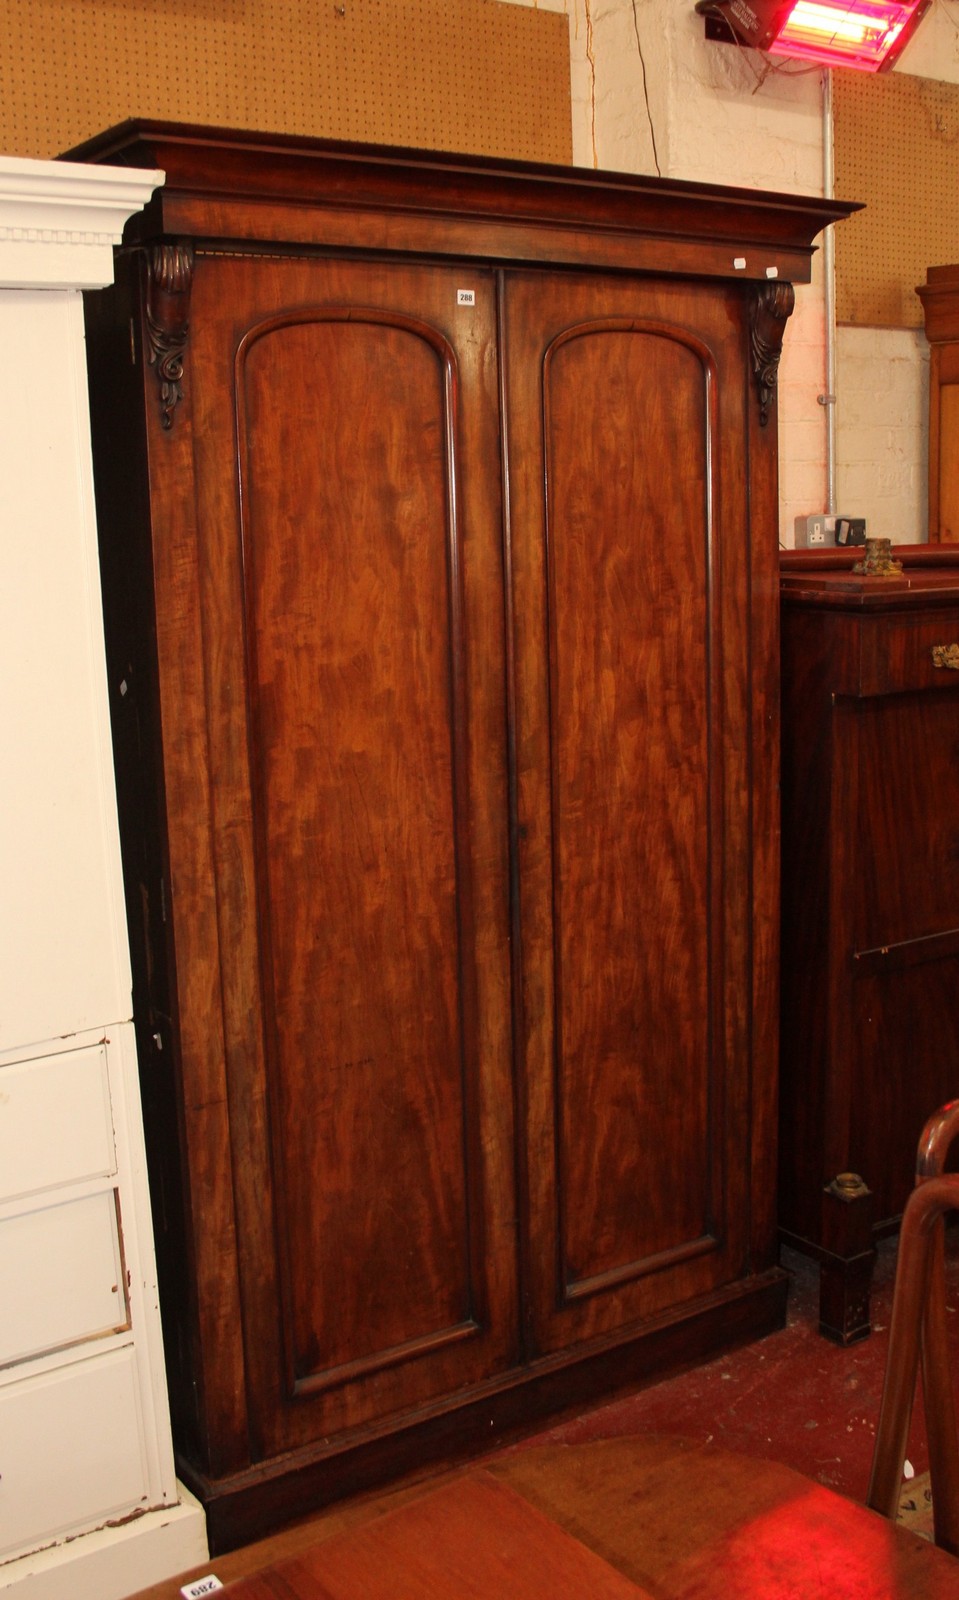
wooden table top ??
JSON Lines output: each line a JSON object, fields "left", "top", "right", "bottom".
{"left": 130, "top": 1435, "right": 959, "bottom": 1600}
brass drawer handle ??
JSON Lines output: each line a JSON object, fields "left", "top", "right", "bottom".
{"left": 931, "top": 644, "right": 959, "bottom": 670}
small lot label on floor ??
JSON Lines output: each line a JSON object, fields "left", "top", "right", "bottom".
{"left": 180, "top": 1579, "right": 224, "bottom": 1598}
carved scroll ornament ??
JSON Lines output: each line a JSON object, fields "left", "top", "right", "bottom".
{"left": 749, "top": 280, "right": 795, "bottom": 428}
{"left": 145, "top": 242, "right": 195, "bottom": 429}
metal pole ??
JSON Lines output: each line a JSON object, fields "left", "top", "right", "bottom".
{"left": 821, "top": 67, "right": 837, "bottom": 516}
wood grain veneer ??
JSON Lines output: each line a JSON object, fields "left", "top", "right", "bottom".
{"left": 74, "top": 122, "right": 856, "bottom": 1547}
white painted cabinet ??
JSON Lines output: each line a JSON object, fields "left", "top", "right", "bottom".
{"left": 0, "top": 156, "right": 207, "bottom": 1599}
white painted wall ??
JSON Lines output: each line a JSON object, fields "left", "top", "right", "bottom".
{"left": 502, "top": 0, "right": 959, "bottom": 547}
{"left": 833, "top": 9, "right": 959, "bottom": 545}
{"left": 835, "top": 326, "right": 930, "bottom": 540}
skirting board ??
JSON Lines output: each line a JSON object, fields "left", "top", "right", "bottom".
{"left": 0, "top": 1483, "right": 207, "bottom": 1600}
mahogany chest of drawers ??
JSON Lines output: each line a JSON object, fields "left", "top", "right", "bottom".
{"left": 779, "top": 547, "right": 959, "bottom": 1341}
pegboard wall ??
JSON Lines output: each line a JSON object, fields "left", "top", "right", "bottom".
{"left": 834, "top": 69, "right": 959, "bottom": 328}
{"left": 0, "top": 0, "right": 572, "bottom": 166}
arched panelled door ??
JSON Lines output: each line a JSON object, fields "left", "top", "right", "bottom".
{"left": 185, "top": 255, "right": 518, "bottom": 1459}
{"left": 500, "top": 270, "right": 754, "bottom": 1356}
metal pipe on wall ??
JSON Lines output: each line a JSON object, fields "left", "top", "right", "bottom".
{"left": 821, "top": 66, "right": 838, "bottom": 517}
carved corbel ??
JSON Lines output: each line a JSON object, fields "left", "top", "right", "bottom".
{"left": 145, "top": 242, "right": 195, "bottom": 430}
{"left": 749, "top": 280, "right": 795, "bottom": 428}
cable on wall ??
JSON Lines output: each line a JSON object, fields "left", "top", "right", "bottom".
{"left": 583, "top": 0, "right": 598, "bottom": 166}
{"left": 696, "top": 2, "right": 822, "bottom": 86}
{"left": 631, "top": 0, "right": 662, "bottom": 175}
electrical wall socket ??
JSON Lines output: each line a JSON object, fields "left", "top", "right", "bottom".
{"left": 794, "top": 513, "right": 867, "bottom": 548}
{"left": 794, "top": 513, "right": 832, "bottom": 547}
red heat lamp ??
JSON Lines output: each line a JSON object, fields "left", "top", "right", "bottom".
{"left": 695, "top": 0, "right": 931, "bottom": 70}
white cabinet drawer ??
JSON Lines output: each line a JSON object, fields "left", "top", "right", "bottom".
{"left": 0, "top": 1347, "right": 150, "bottom": 1561}
{"left": 0, "top": 1043, "right": 115, "bottom": 1203}
{"left": 0, "top": 1189, "right": 129, "bottom": 1368}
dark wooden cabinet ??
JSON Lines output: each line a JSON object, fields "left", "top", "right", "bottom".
{"left": 779, "top": 547, "right": 959, "bottom": 1343}
{"left": 72, "top": 122, "right": 852, "bottom": 1547}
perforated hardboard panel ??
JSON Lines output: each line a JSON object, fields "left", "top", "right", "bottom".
{"left": 834, "top": 69, "right": 959, "bottom": 328}
{"left": 0, "top": 0, "right": 572, "bottom": 166}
